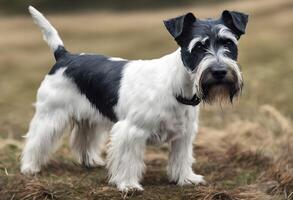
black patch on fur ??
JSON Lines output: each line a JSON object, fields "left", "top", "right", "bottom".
{"left": 49, "top": 52, "right": 127, "bottom": 122}
{"left": 54, "top": 46, "right": 68, "bottom": 61}
{"left": 222, "top": 10, "right": 249, "bottom": 38}
{"left": 163, "top": 12, "right": 196, "bottom": 41}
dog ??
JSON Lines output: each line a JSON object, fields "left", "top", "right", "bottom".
{"left": 21, "top": 6, "right": 248, "bottom": 192}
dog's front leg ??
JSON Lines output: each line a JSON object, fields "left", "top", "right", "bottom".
{"left": 107, "top": 120, "right": 148, "bottom": 192}
{"left": 167, "top": 108, "right": 205, "bottom": 186}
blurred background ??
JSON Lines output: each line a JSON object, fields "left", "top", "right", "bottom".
{"left": 0, "top": 0, "right": 292, "bottom": 199}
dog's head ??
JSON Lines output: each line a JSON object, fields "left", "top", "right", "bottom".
{"left": 164, "top": 11, "right": 248, "bottom": 103}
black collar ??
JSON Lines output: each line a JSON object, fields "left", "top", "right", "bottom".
{"left": 176, "top": 93, "right": 201, "bottom": 106}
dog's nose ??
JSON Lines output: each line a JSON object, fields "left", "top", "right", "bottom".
{"left": 211, "top": 68, "right": 227, "bottom": 80}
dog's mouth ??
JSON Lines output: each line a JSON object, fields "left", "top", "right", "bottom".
{"left": 200, "top": 80, "right": 242, "bottom": 104}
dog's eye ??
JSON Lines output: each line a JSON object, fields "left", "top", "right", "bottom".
{"left": 223, "top": 39, "right": 233, "bottom": 47}
{"left": 196, "top": 43, "right": 203, "bottom": 49}
{"left": 192, "top": 43, "right": 204, "bottom": 52}
{"left": 226, "top": 40, "right": 232, "bottom": 45}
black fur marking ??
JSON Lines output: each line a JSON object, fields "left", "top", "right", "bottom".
{"left": 50, "top": 52, "right": 127, "bottom": 122}
{"left": 54, "top": 46, "right": 68, "bottom": 61}
{"left": 163, "top": 12, "right": 196, "bottom": 40}
{"left": 222, "top": 10, "right": 249, "bottom": 38}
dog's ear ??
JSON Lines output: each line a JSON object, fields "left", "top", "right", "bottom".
{"left": 221, "top": 10, "right": 249, "bottom": 39}
{"left": 163, "top": 13, "right": 196, "bottom": 44}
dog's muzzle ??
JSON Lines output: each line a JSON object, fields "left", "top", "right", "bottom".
{"left": 199, "top": 64, "right": 243, "bottom": 103}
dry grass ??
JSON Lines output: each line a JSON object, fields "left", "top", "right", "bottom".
{"left": 0, "top": 0, "right": 293, "bottom": 199}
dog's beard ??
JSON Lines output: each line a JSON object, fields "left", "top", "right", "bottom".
{"left": 201, "top": 82, "right": 241, "bottom": 104}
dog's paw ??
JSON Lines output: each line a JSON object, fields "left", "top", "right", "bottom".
{"left": 117, "top": 182, "right": 144, "bottom": 193}
{"left": 87, "top": 156, "right": 105, "bottom": 167}
{"left": 177, "top": 173, "right": 206, "bottom": 186}
{"left": 20, "top": 164, "right": 40, "bottom": 175}
{"left": 80, "top": 153, "right": 105, "bottom": 168}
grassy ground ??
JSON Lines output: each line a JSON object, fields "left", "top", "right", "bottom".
{"left": 0, "top": 0, "right": 292, "bottom": 199}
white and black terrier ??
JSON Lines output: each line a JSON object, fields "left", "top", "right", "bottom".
{"left": 21, "top": 6, "right": 248, "bottom": 192}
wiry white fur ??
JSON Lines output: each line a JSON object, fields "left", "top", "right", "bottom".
{"left": 21, "top": 69, "right": 110, "bottom": 174}
{"left": 70, "top": 122, "right": 108, "bottom": 167}
{"left": 107, "top": 121, "right": 148, "bottom": 191}
{"left": 188, "top": 36, "right": 209, "bottom": 53}
{"left": 167, "top": 105, "right": 204, "bottom": 185}
{"left": 28, "top": 6, "right": 63, "bottom": 51}
{"left": 216, "top": 24, "right": 238, "bottom": 45}
{"left": 108, "top": 57, "right": 126, "bottom": 61}
{"left": 188, "top": 37, "right": 202, "bottom": 52}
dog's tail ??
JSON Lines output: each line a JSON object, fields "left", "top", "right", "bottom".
{"left": 28, "top": 6, "right": 67, "bottom": 60}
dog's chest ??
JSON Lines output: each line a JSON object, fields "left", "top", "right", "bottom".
{"left": 148, "top": 105, "right": 189, "bottom": 144}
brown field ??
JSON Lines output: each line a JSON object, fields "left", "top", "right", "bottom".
{"left": 0, "top": 0, "right": 292, "bottom": 199}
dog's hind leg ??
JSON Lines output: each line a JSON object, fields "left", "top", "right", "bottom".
{"left": 21, "top": 108, "right": 69, "bottom": 175}
{"left": 70, "top": 121, "right": 107, "bottom": 168}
